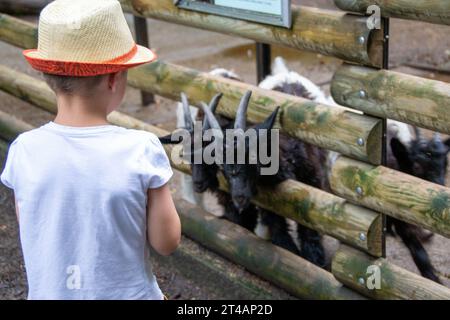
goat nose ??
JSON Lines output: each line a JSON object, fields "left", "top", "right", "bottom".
{"left": 235, "top": 196, "right": 246, "bottom": 205}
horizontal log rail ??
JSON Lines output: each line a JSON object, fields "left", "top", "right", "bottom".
{"left": 129, "top": 61, "right": 383, "bottom": 164}
{"left": 0, "top": 13, "right": 37, "bottom": 49}
{"left": 0, "top": 1, "right": 50, "bottom": 16}
{"left": 0, "top": 64, "right": 384, "bottom": 257}
{"left": 331, "top": 64, "right": 450, "bottom": 134}
{"left": 332, "top": 246, "right": 450, "bottom": 299}
{"left": 330, "top": 156, "right": 450, "bottom": 238}
{"left": 0, "top": 14, "right": 383, "bottom": 164}
{"left": 334, "top": 0, "right": 450, "bottom": 26}
{"left": 119, "top": 0, "right": 383, "bottom": 67}
{"left": 179, "top": 200, "right": 365, "bottom": 299}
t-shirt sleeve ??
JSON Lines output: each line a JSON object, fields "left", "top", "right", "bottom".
{"left": 144, "top": 134, "right": 173, "bottom": 189}
{"left": 1, "top": 138, "right": 20, "bottom": 190}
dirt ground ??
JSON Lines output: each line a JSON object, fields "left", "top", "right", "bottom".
{"left": 0, "top": 0, "right": 449, "bottom": 299}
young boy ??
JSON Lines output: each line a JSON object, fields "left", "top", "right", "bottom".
{"left": 0, "top": 0, "right": 181, "bottom": 299}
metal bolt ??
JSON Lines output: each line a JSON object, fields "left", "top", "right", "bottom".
{"left": 356, "top": 186, "right": 363, "bottom": 196}
{"left": 358, "top": 277, "right": 365, "bottom": 285}
{"left": 357, "top": 138, "right": 365, "bottom": 146}
{"left": 359, "top": 232, "right": 367, "bottom": 241}
{"left": 359, "top": 90, "right": 367, "bottom": 99}
{"left": 358, "top": 36, "right": 365, "bottom": 44}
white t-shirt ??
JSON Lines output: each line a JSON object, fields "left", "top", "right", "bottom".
{"left": 1, "top": 122, "right": 173, "bottom": 300}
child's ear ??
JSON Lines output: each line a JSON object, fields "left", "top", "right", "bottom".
{"left": 107, "top": 72, "right": 120, "bottom": 92}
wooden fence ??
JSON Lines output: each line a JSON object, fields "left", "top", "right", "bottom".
{"left": 0, "top": 0, "right": 450, "bottom": 299}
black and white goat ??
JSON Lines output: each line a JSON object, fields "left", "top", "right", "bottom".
{"left": 388, "top": 127, "right": 450, "bottom": 283}
{"left": 173, "top": 68, "right": 241, "bottom": 210}
{"left": 161, "top": 91, "right": 260, "bottom": 233}
{"left": 202, "top": 91, "right": 326, "bottom": 266}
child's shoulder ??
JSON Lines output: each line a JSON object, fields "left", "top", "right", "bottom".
{"left": 11, "top": 126, "right": 48, "bottom": 145}
{"left": 118, "top": 128, "right": 161, "bottom": 145}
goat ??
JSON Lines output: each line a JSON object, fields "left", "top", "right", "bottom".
{"left": 202, "top": 91, "right": 327, "bottom": 265}
{"left": 170, "top": 68, "right": 240, "bottom": 209}
{"left": 389, "top": 127, "right": 450, "bottom": 283}
{"left": 201, "top": 92, "right": 302, "bottom": 256}
{"left": 160, "top": 92, "right": 259, "bottom": 233}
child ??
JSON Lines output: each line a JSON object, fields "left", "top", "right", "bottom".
{"left": 0, "top": 0, "right": 181, "bottom": 299}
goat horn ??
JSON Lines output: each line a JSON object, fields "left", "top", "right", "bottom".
{"left": 200, "top": 102, "right": 224, "bottom": 141}
{"left": 203, "top": 93, "right": 223, "bottom": 131}
{"left": 234, "top": 90, "right": 252, "bottom": 130}
{"left": 414, "top": 127, "right": 424, "bottom": 141}
{"left": 433, "top": 132, "right": 442, "bottom": 143}
{"left": 181, "top": 92, "right": 194, "bottom": 132}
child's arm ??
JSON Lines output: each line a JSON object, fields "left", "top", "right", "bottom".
{"left": 147, "top": 183, "right": 181, "bottom": 256}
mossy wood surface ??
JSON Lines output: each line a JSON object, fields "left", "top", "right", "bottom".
{"left": 120, "top": 0, "right": 382, "bottom": 67}
{"left": 129, "top": 61, "right": 383, "bottom": 164}
{"left": 332, "top": 64, "right": 450, "bottom": 134}
{"left": 178, "top": 199, "right": 366, "bottom": 300}
{"left": 332, "top": 246, "right": 450, "bottom": 299}
{"left": 334, "top": 0, "right": 450, "bottom": 26}
{"left": 331, "top": 156, "right": 450, "bottom": 238}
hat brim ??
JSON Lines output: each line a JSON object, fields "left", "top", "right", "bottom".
{"left": 23, "top": 45, "right": 156, "bottom": 77}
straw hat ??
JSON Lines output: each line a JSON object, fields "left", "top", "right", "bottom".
{"left": 23, "top": 0, "right": 156, "bottom": 76}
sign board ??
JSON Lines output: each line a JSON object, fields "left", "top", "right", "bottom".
{"left": 176, "top": 0, "right": 292, "bottom": 28}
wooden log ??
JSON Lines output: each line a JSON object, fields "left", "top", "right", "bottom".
{"left": 150, "top": 236, "right": 294, "bottom": 300}
{"left": 332, "top": 245, "right": 450, "bottom": 299}
{"left": 120, "top": 0, "right": 383, "bottom": 67}
{"left": 129, "top": 61, "right": 383, "bottom": 164}
{"left": 177, "top": 199, "right": 366, "bottom": 300}
{"left": 0, "top": 13, "right": 383, "bottom": 164}
{"left": 0, "top": 1, "right": 50, "bottom": 15}
{"left": 0, "top": 64, "right": 384, "bottom": 257}
{"left": 331, "top": 64, "right": 450, "bottom": 134}
{"left": 334, "top": 0, "right": 450, "bottom": 26}
{"left": 0, "top": 13, "right": 37, "bottom": 49}
{"left": 0, "top": 110, "right": 34, "bottom": 141}
{"left": 330, "top": 155, "right": 450, "bottom": 238}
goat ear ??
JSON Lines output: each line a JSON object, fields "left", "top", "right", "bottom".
{"left": 158, "top": 134, "right": 182, "bottom": 145}
{"left": 445, "top": 138, "right": 450, "bottom": 152}
{"left": 390, "top": 137, "right": 413, "bottom": 170}
{"left": 180, "top": 92, "right": 194, "bottom": 132}
{"left": 254, "top": 106, "right": 280, "bottom": 131}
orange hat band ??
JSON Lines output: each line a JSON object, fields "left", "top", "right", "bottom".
{"left": 23, "top": 44, "right": 140, "bottom": 77}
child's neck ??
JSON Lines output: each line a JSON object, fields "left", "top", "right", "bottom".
{"left": 54, "top": 93, "right": 110, "bottom": 127}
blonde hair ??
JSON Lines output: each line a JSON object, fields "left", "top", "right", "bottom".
{"left": 43, "top": 73, "right": 107, "bottom": 95}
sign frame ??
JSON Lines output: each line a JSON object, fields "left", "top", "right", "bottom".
{"left": 175, "top": 0, "right": 292, "bottom": 28}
